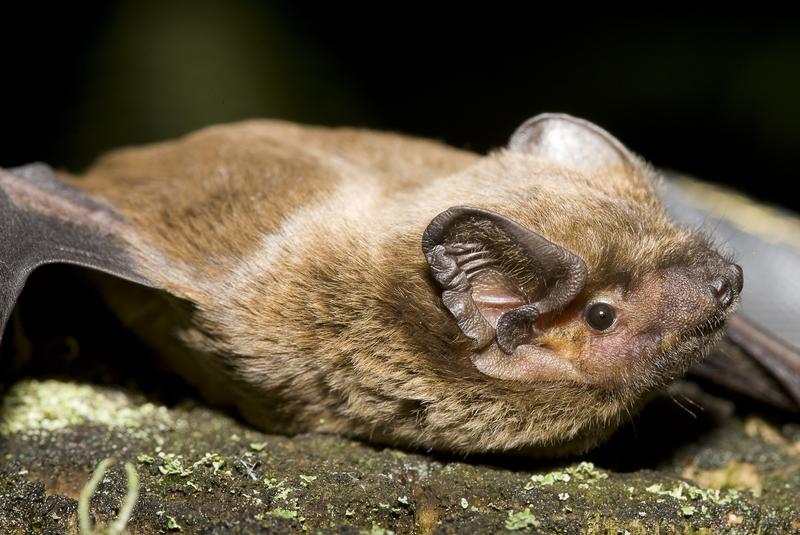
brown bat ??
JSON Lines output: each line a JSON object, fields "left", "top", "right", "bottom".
{"left": 0, "top": 114, "right": 796, "bottom": 455}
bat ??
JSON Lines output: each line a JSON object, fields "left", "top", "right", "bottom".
{"left": 1, "top": 114, "right": 796, "bottom": 455}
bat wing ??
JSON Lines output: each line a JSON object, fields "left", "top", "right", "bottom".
{"left": 0, "top": 163, "right": 157, "bottom": 346}
{"left": 660, "top": 175, "right": 800, "bottom": 411}
{"left": 692, "top": 315, "right": 800, "bottom": 411}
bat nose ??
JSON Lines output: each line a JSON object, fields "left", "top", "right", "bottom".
{"left": 710, "top": 263, "right": 743, "bottom": 309}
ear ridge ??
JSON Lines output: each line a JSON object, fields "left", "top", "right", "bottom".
{"left": 425, "top": 242, "right": 496, "bottom": 348}
{"left": 509, "top": 113, "right": 637, "bottom": 173}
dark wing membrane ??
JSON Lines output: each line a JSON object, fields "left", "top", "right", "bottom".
{"left": 692, "top": 325, "right": 800, "bottom": 412}
{"left": 0, "top": 164, "right": 155, "bottom": 345}
{"left": 659, "top": 175, "right": 800, "bottom": 411}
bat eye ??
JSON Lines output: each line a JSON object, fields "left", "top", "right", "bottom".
{"left": 585, "top": 302, "right": 617, "bottom": 331}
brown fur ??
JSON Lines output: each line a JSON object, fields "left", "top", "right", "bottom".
{"left": 62, "top": 116, "right": 739, "bottom": 455}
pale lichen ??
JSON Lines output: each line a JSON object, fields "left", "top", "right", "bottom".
{"left": 0, "top": 379, "right": 170, "bottom": 435}
{"left": 524, "top": 461, "right": 608, "bottom": 489}
{"left": 505, "top": 508, "right": 540, "bottom": 531}
{"left": 644, "top": 481, "right": 740, "bottom": 505}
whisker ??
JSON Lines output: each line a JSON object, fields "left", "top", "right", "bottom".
{"left": 678, "top": 393, "right": 705, "bottom": 413}
{"left": 623, "top": 404, "right": 637, "bottom": 439}
{"left": 670, "top": 395, "right": 697, "bottom": 419}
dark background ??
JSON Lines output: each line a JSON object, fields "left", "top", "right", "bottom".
{"left": 2, "top": 3, "right": 799, "bottom": 211}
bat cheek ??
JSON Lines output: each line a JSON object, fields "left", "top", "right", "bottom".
{"left": 579, "top": 326, "right": 657, "bottom": 382}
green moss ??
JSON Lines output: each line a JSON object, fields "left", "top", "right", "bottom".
{"left": 193, "top": 452, "right": 226, "bottom": 473}
{"left": 166, "top": 515, "right": 181, "bottom": 531}
{"left": 505, "top": 508, "right": 541, "bottom": 530}
{"left": 645, "top": 481, "right": 740, "bottom": 505}
{"left": 1, "top": 375, "right": 796, "bottom": 532}
{"left": 524, "top": 461, "right": 608, "bottom": 489}
{"left": 0, "top": 380, "right": 169, "bottom": 434}
{"left": 268, "top": 508, "right": 298, "bottom": 520}
{"left": 157, "top": 452, "right": 192, "bottom": 477}
{"left": 299, "top": 474, "right": 317, "bottom": 486}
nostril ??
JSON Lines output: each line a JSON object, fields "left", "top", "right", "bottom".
{"left": 711, "top": 278, "right": 733, "bottom": 309}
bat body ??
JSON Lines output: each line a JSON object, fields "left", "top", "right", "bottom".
{"left": 0, "top": 114, "right": 790, "bottom": 455}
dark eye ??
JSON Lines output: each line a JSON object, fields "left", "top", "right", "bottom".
{"left": 585, "top": 302, "right": 617, "bottom": 331}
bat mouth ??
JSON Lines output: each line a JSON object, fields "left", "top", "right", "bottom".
{"left": 659, "top": 307, "right": 730, "bottom": 366}
{"left": 693, "top": 310, "right": 729, "bottom": 338}
{"left": 660, "top": 310, "right": 730, "bottom": 369}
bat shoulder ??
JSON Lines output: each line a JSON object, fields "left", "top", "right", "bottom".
{"left": 190, "top": 119, "right": 482, "bottom": 184}
{"left": 71, "top": 118, "right": 480, "bottom": 203}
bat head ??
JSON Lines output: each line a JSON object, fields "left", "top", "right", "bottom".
{"left": 415, "top": 114, "right": 743, "bottom": 453}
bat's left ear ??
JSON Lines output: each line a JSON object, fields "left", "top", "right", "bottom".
{"left": 0, "top": 164, "right": 157, "bottom": 345}
{"left": 422, "top": 206, "right": 587, "bottom": 352}
{"left": 509, "top": 113, "right": 638, "bottom": 173}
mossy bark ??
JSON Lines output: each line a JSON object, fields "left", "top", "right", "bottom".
{"left": 1, "top": 377, "right": 798, "bottom": 534}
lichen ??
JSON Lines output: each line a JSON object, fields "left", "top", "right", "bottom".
{"left": 683, "top": 461, "right": 764, "bottom": 496}
{"left": 0, "top": 375, "right": 796, "bottom": 532}
{"left": 299, "top": 474, "right": 317, "bottom": 486}
{"left": 524, "top": 461, "right": 608, "bottom": 489}
{"left": 157, "top": 452, "right": 192, "bottom": 477}
{"left": 268, "top": 508, "right": 298, "bottom": 520}
{"left": 165, "top": 515, "right": 181, "bottom": 531}
{"left": 0, "top": 379, "right": 169, "bottom": 434}
{"left": 644, "top": 481, "right": 740, "bottom": 505}
{"left": 193, "top": 452, "right": 226, "bottom": 473}
{"left": 505, "top": 508, "right": 540, "bottom": 530}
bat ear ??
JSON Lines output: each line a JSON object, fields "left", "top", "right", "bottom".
{"left": 0, "top": 164, "right": 157, "bottom": 345}
{"left": 422, "top": 206, "right": 586, "bottom": 351}
{"left": 508, "top": 113, "right": 637, "bottom": 172}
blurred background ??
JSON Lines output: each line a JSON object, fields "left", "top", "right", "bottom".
{"left": 2, "top": 3, "right": 798, "bottom": 211}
